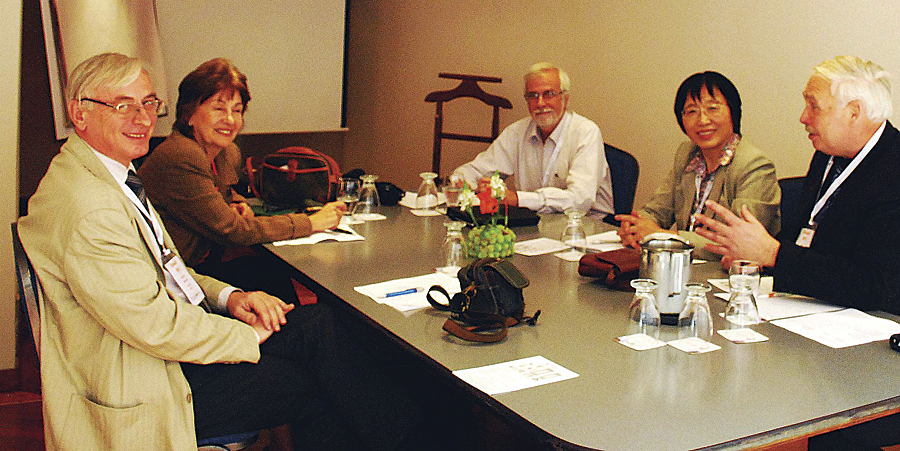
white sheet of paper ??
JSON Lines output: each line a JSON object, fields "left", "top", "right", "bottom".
{"left": 708, "top": 277, "right": 774, "bottom": 295}
{"left": 399, "top": 191, "right": 447, "bottom": 209}
{"left": 409, "top": 209, "right": 443, "bottom": 217}
{"left": 770, "top": 308, "right": 900, "bottom": 348}
{"left": 583, "top": 231, "right": 625, "bottom": 253}
{"left": 352, "top": 213, "right": 387, "bottom": 221}
{"left": 354, "top": 272, "right": 460, "bottom": 312}
{"left": 272, "top": 225, "right": 363, "bottom": 246}
{"left": 712, "top": 291, "right": 844, "bottom": 321}
{"left": 583, "top": 242, "right": 625, "bottom": 253}
{"left": 452, "top": 356, "right": 579, "bottom": 396}
{"left": 554, "top": 249, "right": 584, "bottom": 261}
{"left": 515, "top": 237, "right": 570, "bottom": 256}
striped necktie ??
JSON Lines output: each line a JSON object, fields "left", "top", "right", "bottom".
{"left": 125, "top": 170, "right": 148, "bottom": 210}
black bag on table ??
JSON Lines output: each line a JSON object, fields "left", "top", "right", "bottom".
{"left": 427, "top": 258, "right": 540, "bottom": 343}
{"left": 246, "top": 147, "right": 341, "bottom": 210}
{"left": 341, "top": 168, "right": 405, "bottom": 206}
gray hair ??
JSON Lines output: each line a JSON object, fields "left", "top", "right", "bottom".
{"left": 813, "top": 55, "right": 892, "bottom": 122}
{"left": 525, "top": 62, "right": 571, "bottom": 92}
{"left": 65, "top": 53, "right": 149, "bottom": 105}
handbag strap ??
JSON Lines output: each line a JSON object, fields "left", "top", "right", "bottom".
{"left": 428, "top": 284, "right": 541, "bottom": 342}
{"left": 441, "top": 314, "right": 517, "bottom": 343}
{"left": 245, "top": 156, "right": 263, "bottom": 198}
{"left": 426, "top": 285, "right": 453, "bottom": 311}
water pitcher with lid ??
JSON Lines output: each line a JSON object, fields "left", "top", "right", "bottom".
{"left": 640, "top": 233, "right": 694, "bottom": 325}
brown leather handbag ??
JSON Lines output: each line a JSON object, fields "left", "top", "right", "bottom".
{"left": 578, "top": 247, "right": 642, "bottom": 291}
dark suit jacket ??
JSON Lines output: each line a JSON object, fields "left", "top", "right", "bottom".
{"left": 774, "top": 121, "right": 900, "bottom": 314}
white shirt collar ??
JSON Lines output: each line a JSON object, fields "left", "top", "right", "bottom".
{"left": 90, "top": 147, "right": 135, "bottom": 184}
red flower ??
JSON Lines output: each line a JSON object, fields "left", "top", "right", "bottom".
{"left": 477, "top": 189, "right": 498, "bottom": 215}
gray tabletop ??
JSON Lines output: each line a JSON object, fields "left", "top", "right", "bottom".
{"left": 266, "top": 206, "right": 900, "bottom": 450}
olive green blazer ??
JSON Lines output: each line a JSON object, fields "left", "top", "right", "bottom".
{"left": 641, "top": 139, "right": 781, "bottom": 259}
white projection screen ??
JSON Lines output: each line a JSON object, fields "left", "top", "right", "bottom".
{"left": 42, "top": 0, "right": 347, "bottom": 138}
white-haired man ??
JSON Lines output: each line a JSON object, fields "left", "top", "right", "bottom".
{"left": 694, "top": 55, "right": 900, "bottom": 317}
{"left": 451, "top": 62, "right": 614, "bottom": 214}
{"left": 694, "top": 55, "right": 900, "bottom": 451}
{"left": 18, "top": 53, "right": 430, "bottom": 451}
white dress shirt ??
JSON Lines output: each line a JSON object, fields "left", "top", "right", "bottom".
{"left": 452, "top": 110, "right": 613, "bottom": 214}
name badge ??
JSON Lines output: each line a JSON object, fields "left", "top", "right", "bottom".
{"left": 796, "top": 227, "right": 815, "bottom": 248}
{"left": 163, "top": 251, "right": 205, "bottom": 305}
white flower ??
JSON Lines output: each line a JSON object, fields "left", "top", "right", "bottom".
{"left": 458, "top": 184, "right": 478, "bottom": 210}
{"left": 489, "top": 173, "right": 506, "bottom": 199}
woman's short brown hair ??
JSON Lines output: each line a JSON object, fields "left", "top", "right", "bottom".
{"left": 174, "top": 58, "right": 250, "bottom": 138}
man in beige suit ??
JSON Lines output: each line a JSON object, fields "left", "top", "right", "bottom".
{"left": 19, "top": 53, "right": 424, "bottom": 450}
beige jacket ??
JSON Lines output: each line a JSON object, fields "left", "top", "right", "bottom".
{"left": 19, "top": 135, "right": 260, "bottom": 450}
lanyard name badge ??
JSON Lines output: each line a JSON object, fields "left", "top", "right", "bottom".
{"left": 688, "top": 171, "right": 716, "bottom": 231}
{"left": 128, "top": 194, "right": 205, "bottom": 305}
{"left": 797, "top": 142, "right": 875, "bottom": 248}
{"left": 162, "top": 249, "right": 205, "bottom": 305}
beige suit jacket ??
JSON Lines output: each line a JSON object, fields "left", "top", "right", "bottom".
{"left": 19, "top": 135, "right": 260, "bottom": 450}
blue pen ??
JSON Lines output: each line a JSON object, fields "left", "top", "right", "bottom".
{"left": 380, "top": 287, "right": 424, "bottom": 298}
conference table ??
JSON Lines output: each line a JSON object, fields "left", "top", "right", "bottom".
{"left": 265, "top": 206, "right": 900, "bottom": 450}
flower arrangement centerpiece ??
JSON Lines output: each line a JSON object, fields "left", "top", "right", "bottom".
{"left": 458, "top": 172, "right": 517, "bottom": 258}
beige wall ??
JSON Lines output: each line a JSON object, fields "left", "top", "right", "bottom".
{"left": 2, "top": 1, "right": 23, "bottom": 370}
{"left": 346, "top": 1, "right": 900, "bottom": 208}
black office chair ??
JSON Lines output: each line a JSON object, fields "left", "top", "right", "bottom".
{"left": 196, "top": 432, "right": 259, "bottom": 451}
{"left": 12, "top": 223, "right": 41, "bottom": 363}
{"left": 602, "top": 143, "right": 640, "bottom": 226}
{"left": 12, "top": 223, "right": 260, "bottom": 451}
{"left": 778, "top": 176, "right": 806, "bottom": 234}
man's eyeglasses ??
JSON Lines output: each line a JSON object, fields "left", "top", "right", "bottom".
{"left": 682, "top": 102, "right": 728, "bottom": 120}
{"left": 524, "top": 90, "right": 566, "bottom": 102}
{"left": 81, "top": 98, "right": 165, "bottom": 116}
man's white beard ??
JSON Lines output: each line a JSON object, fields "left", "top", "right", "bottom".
{"left": 533, "top": 109, "right": 560, "bottom": 131}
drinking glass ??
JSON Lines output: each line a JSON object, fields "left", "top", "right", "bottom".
{"left": 561, "top": 208, "right": 587, "bottom": 253}
{"left": 442, "top": 175, "right": 462, "bottom": 208}
{"left": 337, "top": 177, "right": 360, "bottom": 215}
{"left": 416, "top": 172, "right": 439, "bottom": 211}
{"left": 627, "top": 279, "right": 661, "bottom": 339}
{"left": 725, "top": 260, "right": 761, "bottom": 327}
{"left": 440, "top": 221, "right": 466, "bottom": 274}
{"left": 678, "top": 283, "right": 714, "bottom": 341}
{"left": 729, "top": 259, "right": 761, "bottom": 297}
{"left": 352, "top": 174, "right": 381, "bottom": 219}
